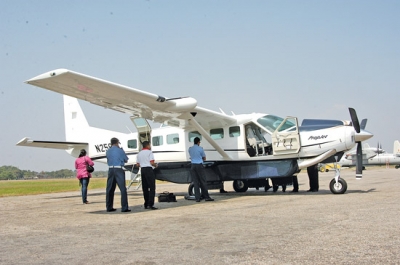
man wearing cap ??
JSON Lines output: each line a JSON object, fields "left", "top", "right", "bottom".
{"left": 188, "top": 137, "right": 214, "bottom": 202}
{"left": 136, "top": 141, "right": 158, "bottom": 210}
{"left": 106, "top": 137, "right": 130, "bottom": 212}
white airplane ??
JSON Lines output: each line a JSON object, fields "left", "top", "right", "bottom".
{"left": 17, "top": 69, "right": 373, "bottom": 194}
{"left": 340, "top": 140, "right": 400, "bottom": 169}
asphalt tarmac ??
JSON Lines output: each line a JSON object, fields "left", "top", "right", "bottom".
{"left": 1, "top": 167, "right": 399, "bottom": 264}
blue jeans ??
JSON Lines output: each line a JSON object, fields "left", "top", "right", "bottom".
{"left": 80, "top": 177, "right": 90, "bottom": 203}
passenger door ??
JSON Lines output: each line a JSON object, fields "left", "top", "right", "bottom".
{"left": 130, "top": 117, "right": 152, "bottom": 151}
{"left": 271, "top": 117, "right": 300, "bottom": 155}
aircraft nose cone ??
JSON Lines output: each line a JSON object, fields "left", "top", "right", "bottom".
{"left": 355, "top": 129, "right": 373, "bottom": 142}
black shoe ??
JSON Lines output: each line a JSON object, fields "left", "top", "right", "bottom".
{"left": 195, "top": 199, "right": 201, "bottom": 202}
{"left": 220, "top": 189, "right": 228, "bottom": 193}
{"left": 149, "top": 206, "right": 158, "bottom": 210}
{"left": 107, "top": 208, "right": 116, "bottom": 212}
{"left": 205, "top": 198, "right": 214, "bottom": 201}
{"left": 144, "top": 204, "right": 148, "bottom": 209}
{"left": 291, "top": 190, "right": 299, "bottom": 193}
{"left": 121, "top": 209, "right": 131, "bottom": 212}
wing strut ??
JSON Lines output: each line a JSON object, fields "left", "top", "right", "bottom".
{"left": 188, "top": 117, "right": 231, "bottom": 160}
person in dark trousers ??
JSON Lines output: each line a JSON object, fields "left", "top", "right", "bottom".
{"left": 75, "top": 149, "right": 94, "bottom": 204}
{"left": 136, "top": 141, "right": 158, "bottom": 210}
{"left": 291, "top": 175, "right": 299, "bottom": 192}
{"left": 189, "top": 137, "right": 214, "bottom": 202}
{"left": 272, "top": 180, "right": 286, "bottom": 192}
{"left": 220, "top": 182, "right": 228, "bottom": 193}
{"left": 307, "top": 165, "right": 319, "bottom": 192}
{"left": 106, "top": 137, "right": 130, "bottom": 212}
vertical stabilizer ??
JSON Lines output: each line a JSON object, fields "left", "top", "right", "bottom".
{"left": 63, "top": 95, "right": 89, "bottom": 142}
{"left": 393, "top": 140, "right": 400, "bottom": 155}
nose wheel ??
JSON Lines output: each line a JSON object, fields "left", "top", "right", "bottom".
{"left": 329, "top": 178, "right": 347, "bottom": 194}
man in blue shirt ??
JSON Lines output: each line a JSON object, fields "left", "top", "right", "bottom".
{"left": 188, "top": 137, "right": 214, "bottom": 202}
{"left": 106, "top": 137, "right": 130, "bottom": 212}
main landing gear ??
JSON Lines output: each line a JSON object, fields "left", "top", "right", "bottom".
{"left": 233, "top": 180, "right": 248, "bottom": 192}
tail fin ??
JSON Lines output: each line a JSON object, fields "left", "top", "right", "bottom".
{"left": 63, "top": 95, "right": 89, "bottom": 142}
{"left": 393, "top": 140, "right": 400, "bottom": 155}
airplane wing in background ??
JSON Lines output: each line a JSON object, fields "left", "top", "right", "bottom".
{"left": 26, "top": 69, "right": 236, "bottom": 129}
{"left": 16, "top": 137, "right": 88, "bottom": 150}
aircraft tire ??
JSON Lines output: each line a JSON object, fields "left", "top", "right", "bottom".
{"left": 329, "top": 178, "right": 347, "bottom": 194}
{"left": 187, "top": 183, "right": 201, "bottom": 196}
{"left": 233, "top": 180, "right": 248, "bottom": 192}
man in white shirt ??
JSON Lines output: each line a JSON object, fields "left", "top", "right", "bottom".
{"left": 136, "top": 141, "right": 158, "bottom": 210}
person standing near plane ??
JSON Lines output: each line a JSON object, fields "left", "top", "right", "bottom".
{"left": 106, "top": 137, "right": 131, "bottom": 212}
{"left": 75, "top": 149, "right": 94, "bottom": 204}
{"left": 189, "top": 137, "right": 214, "bottom": 202}
{"left": 291, "top": 175, "right": 299, "bottom": 192}
{"left": 136, "top": 141, "right": 158, "bottom": 210}
{"left": 307, "top": 165, "right": 319, "bottom": 192}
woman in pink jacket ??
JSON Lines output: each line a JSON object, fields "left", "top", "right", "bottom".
{"left": 75, "top": 149, "right": 94, "bottom": 204}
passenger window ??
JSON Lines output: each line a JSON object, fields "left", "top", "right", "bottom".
{"left": 152, "top": 136, "right": 163, "bottom": 146}
{"left": 229, "top": 126, "right": 240, "bottom": 137}
{"left": 210, "top": 128, "right": 224, "bottom": 140}
{"left": 189, "top": 131, "right": 202, "bottom": 142}
{"left": 167, "top": 133, "right": 179, "bottom": 144}
{"left": 127, "top": 139, "right": 137, "bottom": 149}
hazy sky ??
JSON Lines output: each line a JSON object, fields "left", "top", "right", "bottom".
{"left": 1, "top": 0, "right": 399, "bottom": 172}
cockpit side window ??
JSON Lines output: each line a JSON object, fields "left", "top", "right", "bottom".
{"left": 257, "top": 115, "right": 284, "bottom": 133}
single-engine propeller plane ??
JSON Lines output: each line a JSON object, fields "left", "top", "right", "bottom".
{"left": 17, "top": 69, "right": 373, "bottom": 194}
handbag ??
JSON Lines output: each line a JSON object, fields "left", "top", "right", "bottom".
{"left": 85, "top": 157, "right": 94, "bottom": 173}
{"left": 158, "top": 191, "right": 177, "bottom": 202}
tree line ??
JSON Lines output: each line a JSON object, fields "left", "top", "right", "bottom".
{"left": 0, "top": 166, "right": 108, "bottom": 180}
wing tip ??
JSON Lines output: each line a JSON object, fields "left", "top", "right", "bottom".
{"left": 25, "top": 68, "right": 70, "bottom": 83}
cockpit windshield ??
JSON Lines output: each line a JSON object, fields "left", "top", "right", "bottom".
{"left": 257, "top": 115, "right": 296, "bottom": 133}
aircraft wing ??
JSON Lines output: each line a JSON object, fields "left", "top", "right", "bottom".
{"left": 16, "top": 137, "right": 88, "bottom": 150}
{"left": 26, "top": 69, "right": 236, "bottom": 129}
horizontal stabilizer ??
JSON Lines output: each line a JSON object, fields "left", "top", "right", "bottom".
{"left": 16, "top": 137, "right": 88, "bottom": 150}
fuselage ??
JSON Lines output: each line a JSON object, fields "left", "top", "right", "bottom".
{"left": 78, "top": 113, "right": 360, "bottom": 168}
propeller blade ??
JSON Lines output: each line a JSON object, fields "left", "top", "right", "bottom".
{"left": 377, "top": 141, "right": 380, "bottom": 156}
{"left": 349, "top": 108, "right": 360, "bottom": 133}
{"left": 360, "top": 119, "right": 367, "bottom": 130}
{"left": 356, "top": 142, "right": 363, "bottom": 179}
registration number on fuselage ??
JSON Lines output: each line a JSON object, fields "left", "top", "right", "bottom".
{"left": 95, "top": 143, "right": 111, "bottom": 153}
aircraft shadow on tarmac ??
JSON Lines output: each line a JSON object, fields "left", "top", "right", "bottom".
{"left": 48, "top": 189, "right": 376, "bottom": 214}
{"left": 81, "top": 187, "right": 377, "bottom": 215}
